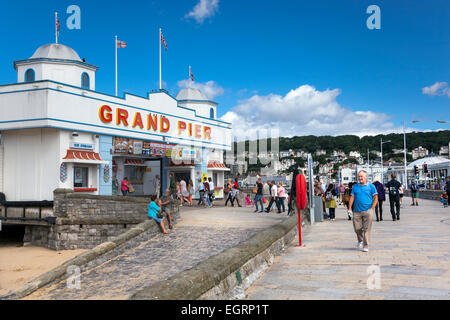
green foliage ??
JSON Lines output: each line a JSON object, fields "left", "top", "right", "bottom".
{"left": 232, "top": 130, "right": 450, "bottom": 156}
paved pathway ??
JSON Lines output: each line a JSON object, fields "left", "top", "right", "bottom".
{"left": 245, "top": 198, "right": 450, "bottom": 300}
{"left": 25, "top": 203, "right": 287, "bottom": 300}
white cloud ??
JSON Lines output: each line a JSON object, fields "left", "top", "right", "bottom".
{"left": 422, "top": 82, "right": 450, "bottom": 97}
{"left": 185, "top": 0, "right": 219, "bottom": 24}
{"left": 220, "top": 84, "right": 400, "bottom": 140}
{"left": 177, "top": 79, "right": 224, "bottom": 100}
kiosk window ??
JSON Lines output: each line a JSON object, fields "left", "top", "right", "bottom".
{"left": 74, "top": 167, "right": 89, "bottom": 188}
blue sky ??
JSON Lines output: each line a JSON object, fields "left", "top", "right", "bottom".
{"left": 1, "top": 0, "right": 449, "bottom": 138}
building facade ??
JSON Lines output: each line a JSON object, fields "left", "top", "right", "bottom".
{"left": 0, "top": 43, "right": 232, "bottom": 201}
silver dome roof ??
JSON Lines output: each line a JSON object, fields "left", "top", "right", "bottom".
{"left": 29, "top": 43, "right": 82, "bottom": 61}
{"left": 176, "top": 87, "right": 207, "bottom": 101}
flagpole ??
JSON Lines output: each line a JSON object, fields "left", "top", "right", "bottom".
{"left": 55, "top": 12, "right": 58, "bottom": 44}
{"left": 115, "top": 35, "right": 118, "bottom": 96}
{"left": 159, "top": 28, "right": 162, "bottom": 90}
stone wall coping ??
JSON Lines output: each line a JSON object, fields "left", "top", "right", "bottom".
{"left": 130, "top": 213, "right": 300, "bottom": 300}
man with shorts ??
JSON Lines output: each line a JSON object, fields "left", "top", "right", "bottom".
{"left": 348, "top": 170, "right": 378, "bottom": 252}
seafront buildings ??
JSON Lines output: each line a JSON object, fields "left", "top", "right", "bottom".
{"left": 0, "top": 43, "right": 232, "bottom": 201}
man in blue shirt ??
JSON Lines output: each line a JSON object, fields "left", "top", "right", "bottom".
{"left": 348, "top": 170, "right": 378, "bottom": 252}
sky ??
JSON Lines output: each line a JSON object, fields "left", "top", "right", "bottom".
{"left": 1, "top": 0, "right": 449, "bottom": 140}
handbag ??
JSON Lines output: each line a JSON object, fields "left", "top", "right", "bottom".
{"left": 224, "top": 187, "right": 230, "bottom": 195}
{"left": 252, "top": 186, "right": 258, "bottom": 194}
{"left": 128, "top": 185, "right": 135, "bottom": 193}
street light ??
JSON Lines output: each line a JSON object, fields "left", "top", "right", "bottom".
{"left": 381, "top": 138, "right": 391, "bottom": 183}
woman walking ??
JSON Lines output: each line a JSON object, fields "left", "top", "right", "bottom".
{"left": 372, "top": 177, "right": 385, "bottom": 221}
{"left": 224, "top": 179, "right": 234, "bottom": 206}
{"left": 187, "top": 179, "right": 194, "bottom": 206}
{"left": 325, "top": 184, "right": 337, "bottom": 220}
{"left": 277, "top": 182, "right": 287, "bottom": 213}
{"left": 180, "top": 178, "right": 189, "bottom": 205}
{"left": 121, "top": 177, "right": 130, "bottom": 196}
{"left": 231, "top": 178, "right": 242, "bottom": 207}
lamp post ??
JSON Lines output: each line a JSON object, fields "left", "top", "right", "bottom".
{"left": 381, "top": 138, "right": 391, "bottom": 183}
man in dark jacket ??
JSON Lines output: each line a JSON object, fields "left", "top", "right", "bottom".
{"left": 385, "top": 173, "right": 402, "bottom": 221}
{"left": 372, "top": 178, "right": 385, "bottom": 221}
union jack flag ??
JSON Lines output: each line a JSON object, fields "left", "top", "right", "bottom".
{"left": 56, "top": 15, "right": 60, "bottom": 34}
{"left": 161, "top": 31, "right": 167, "bottom": 51}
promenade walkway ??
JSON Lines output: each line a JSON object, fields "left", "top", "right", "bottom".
{"left": 245, "top": 198, "right": 450, "bottom": 300}
{"left": 24, "top": 203, "right": 287, "bottom": 300}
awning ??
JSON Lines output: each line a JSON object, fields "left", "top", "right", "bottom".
{"left": 62, "top": 149, "right": 108, "bottom": 165}
{"left": 124, "top": 159, "right": 146, "bottom": 166}
{"left": 208, "top": 161, "right": 230, "bottom": 171}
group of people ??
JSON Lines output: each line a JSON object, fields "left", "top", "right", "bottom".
{"left": 252, "top": 178, "right": 288, "bottom": 214}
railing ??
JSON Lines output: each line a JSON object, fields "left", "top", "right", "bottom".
{"left": 0, "top": 200, "right": 55, "bottom": 224}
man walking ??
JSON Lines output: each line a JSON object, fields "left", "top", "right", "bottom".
{"left": 254, "top": 178, "right": 264, "bottom": 213}
{"left": 348, "top": 170, "right": 378, "bottom": 252}
{"left": 265, "top": 180, "right": 280, "bottom": 213}
{"left": 385, "top": 173, "right": 402, "bottom": 221}
{"left": 410, "top": 180, "right": 419, "bottom": 206}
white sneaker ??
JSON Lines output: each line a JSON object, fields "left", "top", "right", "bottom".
{"left": 357, "top": 242, "right": 363, "bottom": 249}
{"left": 362, "top": 248, "right": 369, "bottom": 252}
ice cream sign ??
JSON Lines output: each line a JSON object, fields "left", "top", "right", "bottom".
{"left": 98, "top": 105, "right": 212, "bottom": 141}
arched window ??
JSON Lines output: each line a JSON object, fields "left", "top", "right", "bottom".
{"left": 25, "top": 69, "right": 35, "bottom": 82}
{"left": 81, "top": 73, "right": 90, "bottom": 89}
{"left": 210, "top": 108, "right": 215, "bottom": 119}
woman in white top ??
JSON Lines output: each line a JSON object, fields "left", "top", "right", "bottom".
{"left": 179, "top": 178, "right": 190, "bottom": 206}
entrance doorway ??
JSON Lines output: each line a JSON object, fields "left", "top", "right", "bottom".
{"left": 143, "top": 159, "right": 162, "bottom": 196}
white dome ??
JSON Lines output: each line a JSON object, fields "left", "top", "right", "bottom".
{"left": 29, "top": 43, "right": 82, "bottom": 62}
{"left": 176, "top": 87, "right": 207, "bottom": 101}
{"left": 408, "top": 156, "right": 449, "bottom": 168}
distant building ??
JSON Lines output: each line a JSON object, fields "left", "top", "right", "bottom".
{"left": 349, "top": 151, "right": 361, "bottom": 158}
{"left": 332, "top": 150, "right": 346, "bottom": 157}
{"left": 439, "top": 145, "right": 449, "bottom": 158}
{"left": 412, "top": 146, "right": 429, "bottom": 160}
{"left": 315, "top": 150, "right": 326, "bottom": 156}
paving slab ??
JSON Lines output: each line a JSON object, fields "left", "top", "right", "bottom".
{"left": 245, "top": 198, "right": 450, "bottom": 300}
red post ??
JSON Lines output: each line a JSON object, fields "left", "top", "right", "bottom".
{"left": 296, "top": 174, "right": 307, "bottom": 247}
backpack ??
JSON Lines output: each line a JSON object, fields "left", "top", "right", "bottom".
{"left": 410, "top": 183, "right": 417, "bottom": 192}
{"left": 204, "top": 182, "right": 210, "bottom": 192}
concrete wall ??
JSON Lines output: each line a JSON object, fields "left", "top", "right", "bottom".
{"left": 405, "top": 190, "right": 443, "bottom": 201}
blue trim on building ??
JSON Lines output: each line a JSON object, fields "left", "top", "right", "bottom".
{"left": 0, "top": 80, "right": 232, "bottom": 125}
{"left": 14, "top": 58, "right": 99, "bottom": 71}
{"left": 0, "top": 119, "right": 231, "bottom": 149}
{"left": 0, "top": 83, "right": 232, "bottom": 127}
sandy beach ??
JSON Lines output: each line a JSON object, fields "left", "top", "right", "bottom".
{"left": 0, "top": 245, "right": 86, "bottom": 296}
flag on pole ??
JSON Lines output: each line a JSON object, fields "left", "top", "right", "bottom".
{"left": 190, "top": 67, "right": 194, "bottom": 82}
{"left": 116, "top": 40, "right": 127, "bottom": 48}
{"left": 161, "top": 31, "right": 167, "bottom": 51}
{"left": 55, "top": 12, "right": 60, "bottom": 43}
